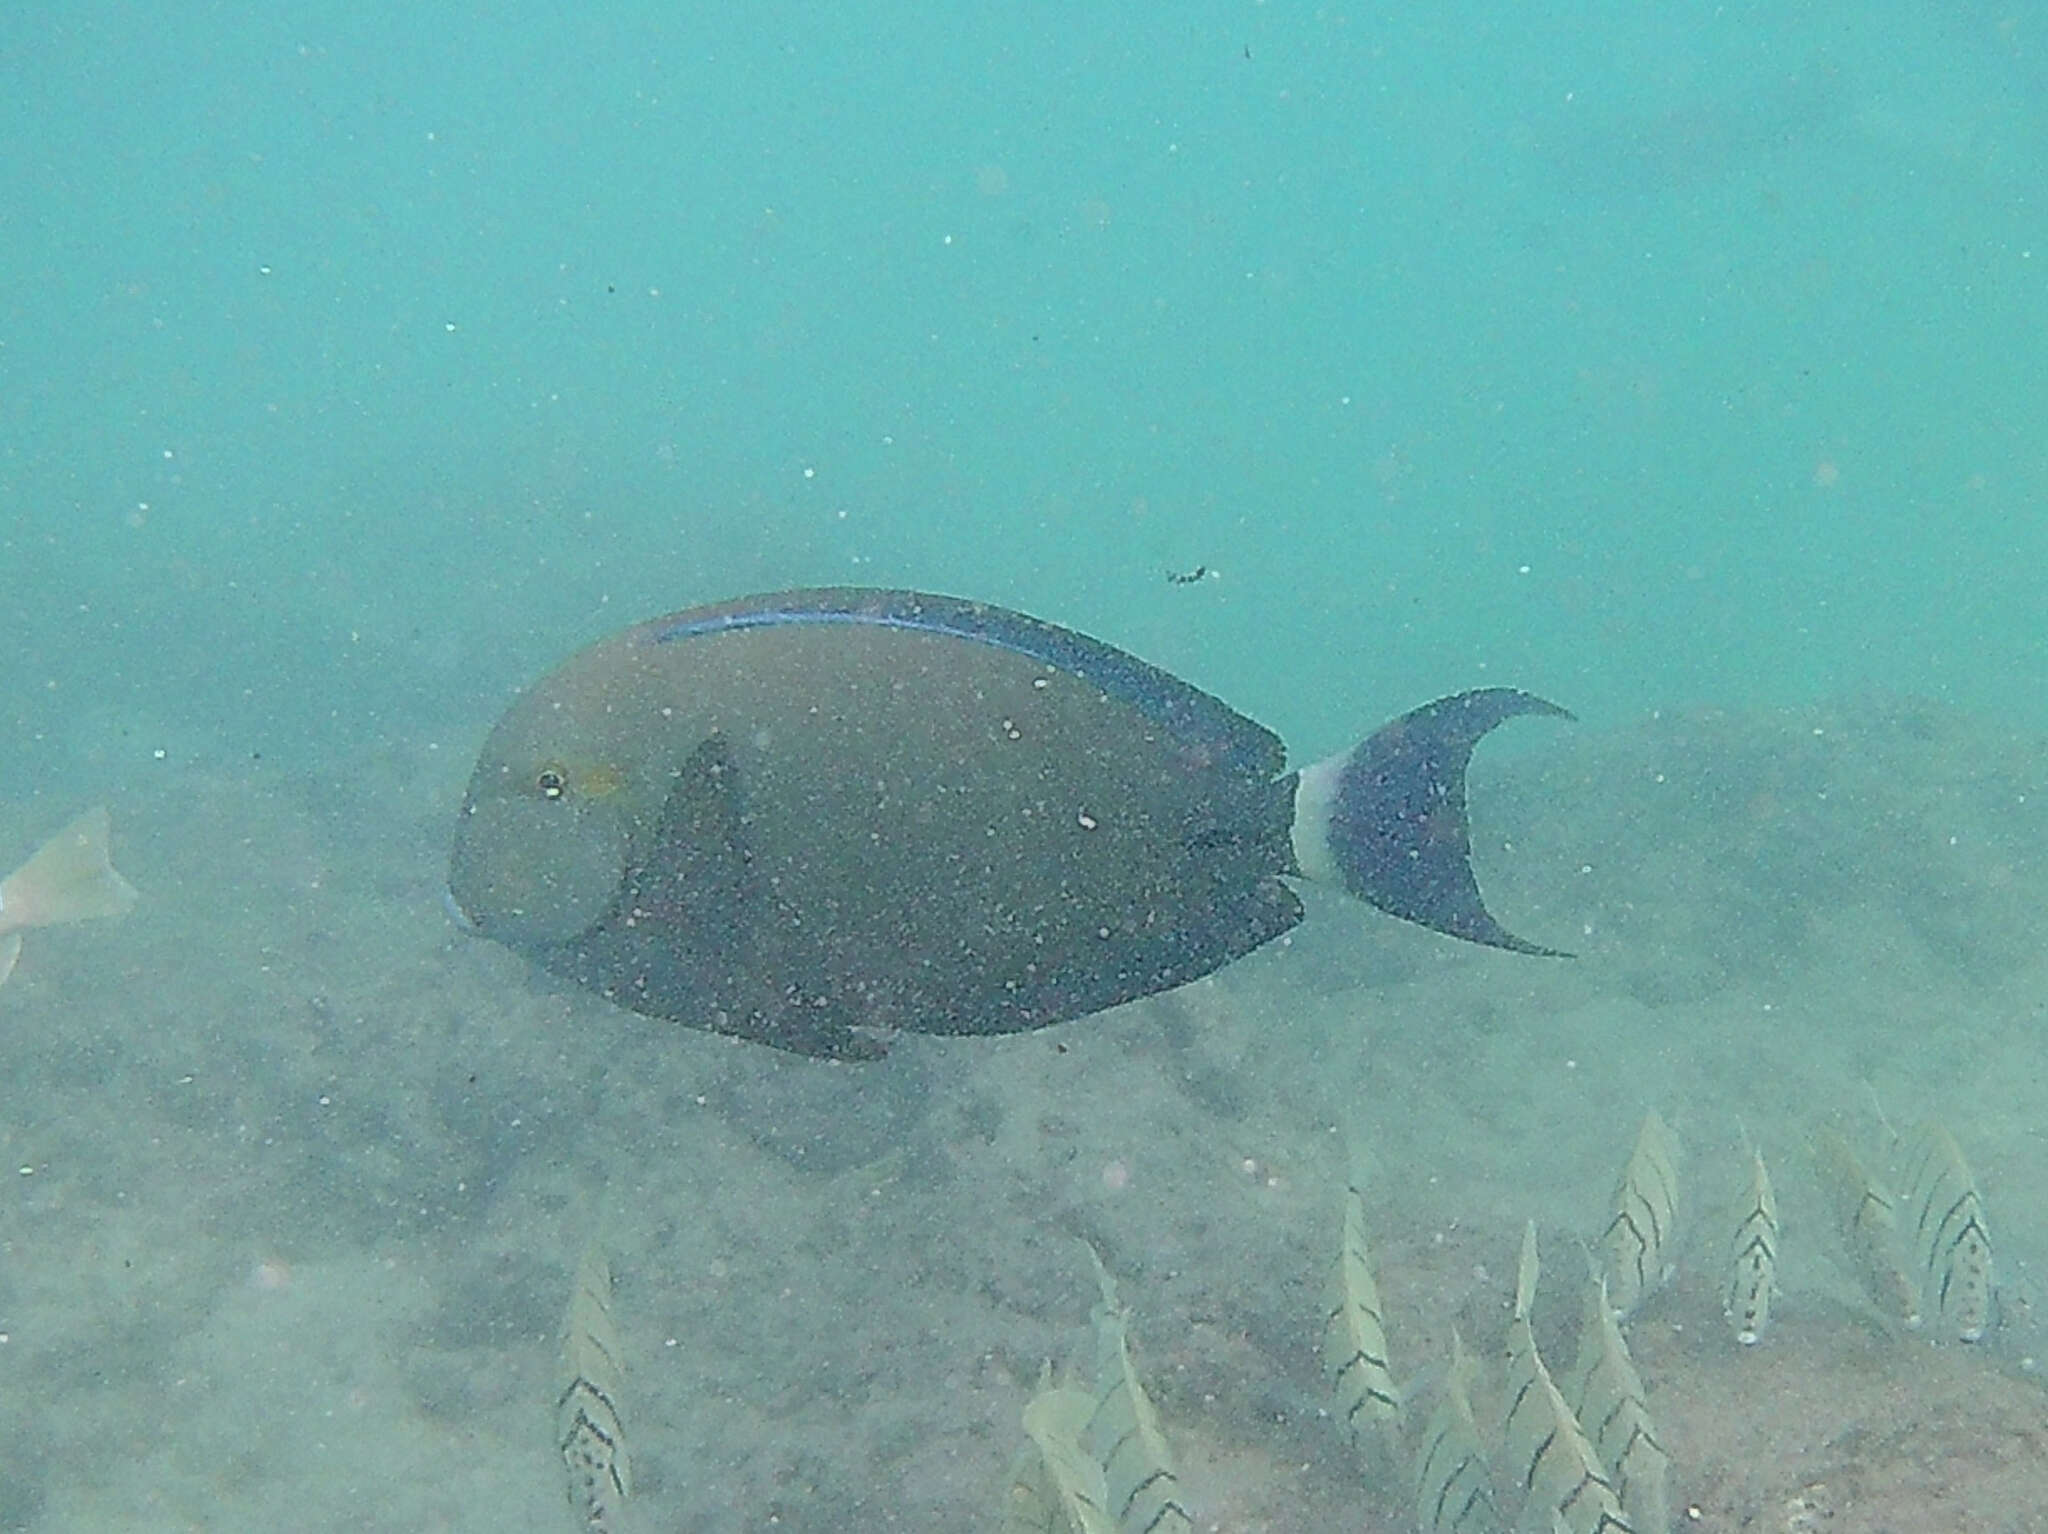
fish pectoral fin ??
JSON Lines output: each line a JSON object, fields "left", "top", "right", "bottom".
{"left": 623, "top": 733, "right": 754, "bottom": 941}
{"left": 0, "top": 931, "right": 20, "bottom": 988}
{"left": 657, "top": 734, "right": 749, "bottom": 878}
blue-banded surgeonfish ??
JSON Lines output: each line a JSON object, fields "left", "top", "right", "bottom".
{"left": 447, "top": 588, "right": 1570, "bottom": 1058}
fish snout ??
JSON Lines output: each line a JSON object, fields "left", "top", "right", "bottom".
{"left": 447, "top": 797, "right": 626, "bottom": 948}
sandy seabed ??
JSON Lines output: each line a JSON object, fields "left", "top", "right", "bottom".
{"left": 4, "top": 694, "right": 2048, "bottom": 1533}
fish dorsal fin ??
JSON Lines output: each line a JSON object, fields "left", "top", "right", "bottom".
{"left": 1340, "top": 1125, "right": 1374, "bottom": 1194}
{"left": 1515, "top": 1220, "right": 1541, "bottom": 1324}
{"left": 1081, "top": 1239, "right": 1119, "bottom": 1316}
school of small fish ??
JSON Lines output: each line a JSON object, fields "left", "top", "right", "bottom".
{"left": 500, "top": 1055, "right": 2004, "bottom": 1534}
{"left": 999, "top": 1247, "right": 1192, "bottom": 1534}
{"left": 975, "top": 1105, "right": 2007, "bottom": 1534}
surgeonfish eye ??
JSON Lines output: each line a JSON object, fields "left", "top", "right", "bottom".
{"left": 536, "top": 766, "right": 568, "bottom": 800}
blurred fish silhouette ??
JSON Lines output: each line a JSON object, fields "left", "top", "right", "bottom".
{"left": 1810, "top": 1125, "right": 1920, "bottom": 1331}
{"left": 449, "top": 589, "right": 1570, "bottom": 1058}
{"left": 0, "top": 806, "right": 139, "bottom": 988}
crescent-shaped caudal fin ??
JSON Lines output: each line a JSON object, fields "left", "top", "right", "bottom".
{"left": 1292, "top": 688, "right": 1572, "bottom": 957}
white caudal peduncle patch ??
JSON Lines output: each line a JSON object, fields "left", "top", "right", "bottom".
{"left": 1290, "top": 750, "right": 1348, "bottom": 886}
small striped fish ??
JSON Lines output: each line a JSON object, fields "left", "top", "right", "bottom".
{"left": 558, "top": 1242, "right": 630, "bottom": 1533}
{"left": 1322, "top": 1164, "right": 1402, "bottom": 1463}
{"left": 1023, "top": 1385, "right": 1119, "bottom": 1534}
{"left": 1568, "top": 1271, "right": 1669, "bottom": 1534}
{"left": 997, "top": 1442, "right": 1066, "bottom": 1534}
{"left": 1810, "top": 1126, "right": 1919, "bottom": 1329}
{"left": 1503, "top": 1224, "right": 1634, "bottom": 1534}
{"left": 1597, "top": 1113, "right": 1680, "bottom": 1319}
{"left": 1900, "top": 1121, "right": 1993, "bottom": 1342}
{"left": 1412, "top": 1328, "right": 1505, "bottom": 1534}
{"left": 1081, "top": 1249, "right": 1192, "bottom": 1534}
{"left": 1724, "top": 1147, "right": 1779, "bottom": 1346}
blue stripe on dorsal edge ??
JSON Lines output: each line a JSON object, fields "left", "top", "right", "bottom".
{"left": 649, "top": 587, "right": 1284, "bottom": 779}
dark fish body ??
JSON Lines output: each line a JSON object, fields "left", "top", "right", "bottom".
{"left": 449, "top": 589, "right": 1567, "bottom": 1058}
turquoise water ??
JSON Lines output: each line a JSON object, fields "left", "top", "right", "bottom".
{"left": 5, "top": 7, "right": 2048, "bottom": 1531}
{"left": 6, "top": 3, "right": 2043, "bottom": 775}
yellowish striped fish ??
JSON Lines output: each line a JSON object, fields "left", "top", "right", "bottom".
{"left": 1596, "top": 1113, "right": 1680, "bottom": 1319}
{"left": 1723, "top": 1146, "right": 1779, "bottom": 1346}
{"left": 1568, "top": 1269, "right": 1669, "bottom": 1534}
{"left": 1503, "top": 1224, "right": 1632, "bottom": 1534}
{"left": 1899, "top": 1121, "right": 1993, "bottom": 1342}
{"left": 1321, "top": 1157, "right": 1403, "bottom": 1463}
{"left": 558, "top": 1241, "right": 630, "bottom": 1533}
{"left": 997, "top": 1441, "right": 1067, "bottom": 1534}
{"left": 1810, "top": 1126, "right": 1920, "bottom": 1330}
{"left": 1000, "top": 1364, "right": 1073, "bottom": 1534}
{"left": 0, "top": 805, "right": 139, "bottom": 989}
{"left": 1023, "top": 1385, "right": 1119, "bottom": 1534}
{"left": 1412, "top": 1328, "right": 1505, "bottom": 1534}
{"left": 1081, "top": 1248, "right": 1192, "bottom": 1534}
